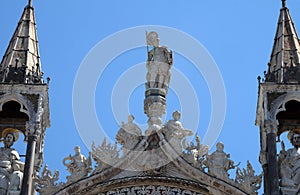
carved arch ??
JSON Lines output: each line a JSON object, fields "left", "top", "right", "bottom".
{"left": 268, "top": 92, "right": 300, "bottom": 136}
{"left": 269, "top": 92, "right": 300, "bottom": 120}
{"left": 0, "top": 93, "right": 35, "bottom": 121}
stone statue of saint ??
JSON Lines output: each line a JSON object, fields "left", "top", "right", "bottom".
{"left": 121, "top": 115, "right": 142, "bottom": 136}
{"left": 161, "top": 111, "right": 193, "bottom": 152}
{"left": 63, "top": 146, "right": 92, "bottom": 183}
{"left": 278, "top": 130, "right": 300, "bottom": 193}
{"left": 116, "top": 115, "right": 142, "bottom": 150}
{"left": 146, "top": 31, "right": 173, "bottom": 90}
{"left": 165, "top": 111, "right": 193, "bottom": 138}
{"left": 0, "top": 128, "right": 24, "bottom": 195}
{"left": 205, "top": 142, "right": 238, "bottom": 180}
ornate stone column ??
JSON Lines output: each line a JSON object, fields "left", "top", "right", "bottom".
{"left": 264, "top": 120, "right": 279, "bottom": 195}
{"left": 21, "top": 122, "right": 40, "bottom": 195}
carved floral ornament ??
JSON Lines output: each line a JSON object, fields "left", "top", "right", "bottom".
{"left": 100, "top": 186, "right": 203, "bottom": 195}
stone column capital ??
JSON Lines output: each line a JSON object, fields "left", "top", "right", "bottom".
{"left": 25, "top": 122, "right": 41, "bottom": 140}
{"left": 264, "top": 120, "right": 278, "bottom": 134}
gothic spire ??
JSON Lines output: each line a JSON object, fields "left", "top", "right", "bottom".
{"left": 0, "top": 1, "right": 43, "bottom": 84}
{"left": 265, "top": 1, "right": 300, "bottom": 83}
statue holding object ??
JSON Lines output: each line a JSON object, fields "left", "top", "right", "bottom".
{"left": 146, "top": 31, "right": 173, "bottom": 92}
{"left": 63, "top": 146, "right": 92, "bottom": 183}
{"left": 278, "top": 130, "right": 300, "bottom": 194}
{"left": 0, "top": 128, "right": 24, "bottom": 195}
{"left": 205, "top": 142, "right": 239, "bottom": 180}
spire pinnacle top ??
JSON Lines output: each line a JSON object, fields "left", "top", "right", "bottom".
{"left": 282, "top": 0, "right": 286, "bottom": 8}
{"left": 28, "top": 0, "right": 32, "bottom": 7}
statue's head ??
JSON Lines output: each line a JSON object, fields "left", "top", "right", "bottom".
{"left": 2, "top": 128, "right": 19, "bottom": 148}
{"left": 74, "top": 146, "right": 81, "bottom": 154}
{"left": 216, "top": 142, "right": 224, "bottom": 152}
{"left": 128, "top": 114, "right": 134, "bottom": 122}
{"left": 172, "top": 111, "right": 181, "bottom": 121}
{"left": 288, "top": 130, "right": 300, "bottom": 148}
{"left": 147, "top": 31, "right": 159, "bottom": 47}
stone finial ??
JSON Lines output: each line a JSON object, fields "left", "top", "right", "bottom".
{"left": 92, "top": 139, "right": 120, "bottom": 172}
{"left": 35, "top": 164, "right": 62, "bottom": 194}
{"left": 182, "top": 134, "right": 208, "bottom": 170}
{"left": 235, "top": 161, "right": 263, "bottom": 194}
{"left": 282, "top": 0, "right": 286, "bottom": 8}
{"left": 28, "top": 0, "right": 32, "bottom": 7}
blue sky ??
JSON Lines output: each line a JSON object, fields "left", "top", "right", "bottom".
{"left": 1, "top": 0, "right": 300, "bottom": 187}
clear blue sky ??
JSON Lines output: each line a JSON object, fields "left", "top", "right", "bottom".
{"left": 0, "top": 0, "right": 300, "bottom": 188}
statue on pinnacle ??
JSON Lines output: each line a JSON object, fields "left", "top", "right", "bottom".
{"left": 144, "top": 32, "right": 173, "bottom": 128}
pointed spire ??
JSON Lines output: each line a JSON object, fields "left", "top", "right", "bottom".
{"left": 265, "top": 1, "right": 300, "bottom": 83}
{"left": 0, "top": 1, "right": 43, "bottom": 84}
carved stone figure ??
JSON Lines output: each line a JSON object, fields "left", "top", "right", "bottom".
{"left": 205, "top": 142, "right": 238, "bottom": 180}
{"left": 121, "top": 115, "right": 142, "bottom": 136}
{"left": 0, "top": 128, "right": 24, "bottom": 195}
{"left": 162, "top": 111, "right": 193, "bottom": 152}
{"left": 235, "top": 161, "right": 262, "bottom": 194}
{"left": 278, "top": 131, "right": 300, "bottom": 194}
{"left": 116, "top": 114, "right": 142, "bottom": 150}
{"left": 63, "top": 146, "right": 92, "bottom": 183}
{"left": 144, "top": 32, "right": 173, "bottom": 128}
{"left": 166, "top": 111, "right": 193, "bottom": 136}
{"left": 146, "top": 31, "right": 173, "bottom": 90}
